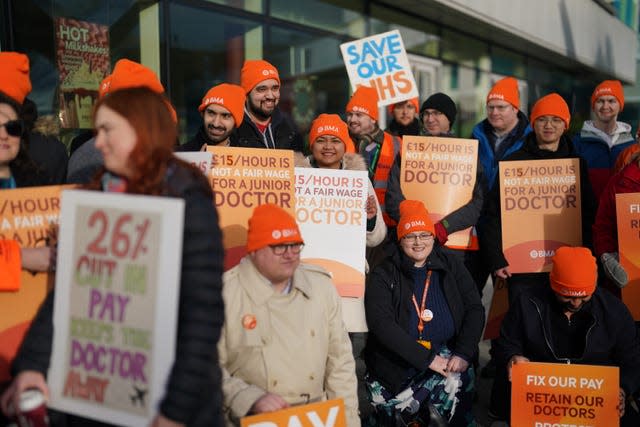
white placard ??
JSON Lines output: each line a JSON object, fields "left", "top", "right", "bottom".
{"left": 340, "top": 30, "right": 418, "bottom": 106}
{"left": 49, "top": 189, "right": 184, "bottom": 426}
{"left": 174, "top": 151, "right": 212, "bottom": 176}
{"left": 294, "top": 168, "right": 367, "bottom": 299}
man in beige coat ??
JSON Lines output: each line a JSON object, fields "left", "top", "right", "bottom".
{"left": 218, "top": 203, "right": 359, "bottom": 426}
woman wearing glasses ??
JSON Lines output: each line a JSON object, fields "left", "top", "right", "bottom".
{"left": 0, "top": 53, "right": 55, "bottom": 283}
{"left": 364, "top": 200, "right": 484, "bottom": 427}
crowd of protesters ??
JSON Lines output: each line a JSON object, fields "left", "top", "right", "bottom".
{"left": 1, "top": 50, "right": 640, "bottom": 427}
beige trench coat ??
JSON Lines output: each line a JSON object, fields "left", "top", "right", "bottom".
{"left": 218, "top": 258, "right": 360, "bottom": 426}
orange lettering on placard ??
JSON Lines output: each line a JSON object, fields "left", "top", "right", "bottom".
{"left": 63, "top": 370, "right": 109, "bottom": 403}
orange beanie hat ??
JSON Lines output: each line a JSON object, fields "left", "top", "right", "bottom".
{"left": 487, "top": 77, "right": 519, "bottom": 109}
{"left": 591, "top": 80, "right": 624, "bottom": 111}
{"left": 550, "top": 247, "right": 597, "bottom": 297}
{"left": 246, "top": 204, "right": 304, "bottom": 252}
{"left": 241, "top": 59, "right": 280, "bottom": 93}
{"left": 308, "top": 114, "right": 356, "bottom": 153}
{"left": 198, "top": 83, "right": 246, "bottom": 128}
{"left": 530, "top": 93, "right": 571, "bottom": 129}
{"left": 103, "top": 59, "right": 165, "bottom": 95}
{"left": 0, "top": 52, "right": 32, "bottom": 105}
{"left": 387, "top": 97, "right": 419, "bottom": 115}
{"left": 346, "top": 85, "right": 379, "bottom": 121}
{"left": 397, "top": 200, "right": 435, "bottom": 240}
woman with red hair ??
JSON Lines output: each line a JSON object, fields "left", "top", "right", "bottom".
{"left": 2, "top": 87, "right": 225, "bottom": 427}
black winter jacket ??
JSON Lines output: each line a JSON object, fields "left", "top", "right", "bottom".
{"left": 364, "top": 245, "right": 484, "bottom": 393}
{"left": 230, "top": 108, "right": 303, "bottom": 152}
{"left": 12, "top": 159, "right": 225, "bottom": 426}
{"left": 495, "top": 285, "right": 640, "bottom": 395}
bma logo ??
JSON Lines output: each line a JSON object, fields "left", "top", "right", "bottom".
{"left": 272, "top": 230, "right": 282, "bottom": 239}
{"left": 410, "top": 220, "right": 426, "bottom": 227}
{"left": 261, "top": 69, "right": 277, "bottom": 76}
{"left": 281, "top": 228, "right": 298, "bottom": 237}
{"left": 204, "top": 96, "right": 224, "bottom": 105}
{"left": 594, "top": 87, "right": 613, "bottom": 97}
{"left": 487, "top": 93, "right": 505, "bottom": 101}
{"left": 318, "top": 125, "right": 339, "bottom": 133}
{"left": 529, "top": 249, "right": 555, "bottom": 259}
{"left": 352, "top": 106, "right": 370, "bottom": 115}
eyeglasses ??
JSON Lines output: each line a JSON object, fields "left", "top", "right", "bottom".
{"left": 402, "top": 233, "right": 434, "bottom": 242}
{"left": 422, "top": 110, "right": 443, "bottom": 119}
{"left": 486, "top": 104, "right": 511, "bottom": 113}
{"left": 535, "top": 117, "right": 565, "bottom": 127}
{"left": 0, "top": 120, "right": 24, "bottom": 137}
{"left": 270, "top": 243, "right": 304, "bottom": 255}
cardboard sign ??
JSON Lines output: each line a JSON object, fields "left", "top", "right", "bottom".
{"left": 511, "top": 362, "right": 619, "bottom": 427}
{"left": 500, "top": 159, "right": 582, "bottom": 273}
{"left": 173, "top": 151, "right": 212, "bottom": 176}
{"left": 55, "top": 17, "right": 110, "bottom": 128}
{"left": 48, "top": 190, "right": 184, "bottom": 426}
{"left": 208, "top": 146, "right": 295, "bottom": 270}
{"left": 400, "top": 136, "right": 479, "bottom": 249}
{"left": 0, "top": 185, "right": 71, "bottom": 383}
{"left": 340, "top": 30, "right": 418, "bottom": 107}
{"left": 294, "top": 168, "right": 367, "bottom": 298}
{"left": 615, "top": 192, "right": 640, "bottom": 319}
{"left": 241, "top": 399, "right": 346, "bottom": 427}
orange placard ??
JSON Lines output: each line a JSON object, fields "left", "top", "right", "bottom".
{"left": 615, "top": 193, "right": 640, "bottom": 319}
{"left": 208, "top": 147, "right": 295, "bottom": 270}
{"left": 0, "top": 185, "right": 72, "bottom": 382}
{"left": 511, "top": 362, "right": 619, "bottom": 427}
{"left": 401, "top": 136, "right": 479, "bottom": 249}
{"left": 240, "top": 399, "right": 346, "bottom": 427}
{"left": 500, "top": 159, "right": 582, "bottom": 273}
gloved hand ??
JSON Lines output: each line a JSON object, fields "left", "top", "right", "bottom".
{"left": 434, "top": 222, "right": 448, "bottom": 245}
{"left": 601, "top": 252, "right": 628, "bottom": 289}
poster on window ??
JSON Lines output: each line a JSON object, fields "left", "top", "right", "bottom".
{"left": 48, "top": 190, "right": 183, "bottom": 426}
{"left": 400, "top": 136, "right": 479, "bottom": 250}
{"left": 55, "top": 17, "right": 110, "bottom": 129}
{"left": 208, "top": 146, "right": 295, "bottom": 270}
{"left": 500, "top": 159, "right": 582, "bottom": 273}
{"left": 615, "top": 192, "right": 640, "bottom": 319}
{"left": 340, "top": 30, "right": 418, "bottom": 106}
{"left": 294, "top": 167, "right": 367, "bottom": 298}
{"left": 0, "top": 185, "right": 71, "bottom": 383}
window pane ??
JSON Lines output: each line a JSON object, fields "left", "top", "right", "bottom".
{"left": 370, "top": 4, "right": 439, "bottom": 58}
{"left": 491, "top": 46, "right": 525, "bottom": 79}
{"left": 11, "top": 0, "right": 150, "bottom": 135}
{"left": 203, "top": 0, "right": 264, "bottom": 14}
{"left": 168, "top": 2, "right": 262, "bottom": 140}
{"left": 270, "top": 0, "right": 365, "bottom": 38}
{"left": 441, "top": 29, "right": 490, "bottom": 71}
{"left": 267, "top": 26, "right": 351, "bottom": 138}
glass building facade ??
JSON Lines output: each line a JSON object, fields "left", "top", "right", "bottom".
{"left": 0, "top": 0, "right": 632, "bottom": 146}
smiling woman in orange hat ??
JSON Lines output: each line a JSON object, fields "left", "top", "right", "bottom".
{"left": 364, "top": 199, "right": 483, "bottom": 426}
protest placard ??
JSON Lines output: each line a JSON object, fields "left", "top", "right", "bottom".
{"left": 511, "top": 362, "right": 619, "bottom": 427}
{"left": 173, "top": 151, "right": 212, "bottom": 176}
{"left": 500, "top": 159, "right": 582, "bottom": 273}
{"left": 208, "top": 146, "right": 295, "bottom": 270}
{"left": 294, "top": 167, "right": 367, "bottom": 299}
{"left": 241, "top": 399, "right": 346, "bottom": 427}
{"left": 615, "top": 192, "right": 640, "bottom": 319}
{"left": 48, "top": 190, "right": 184, "bottom": 426}
{"left": 340, "top": 30, "right": 418, "bottom": 106}
{"left": 55, "top": 17, "right": 110, "bottom": 128}
{"left": 0, "top": 185, "right": 70, "bottom": 383}
{"left": 400, "top": 136, "right": 478, "bottom": 249}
